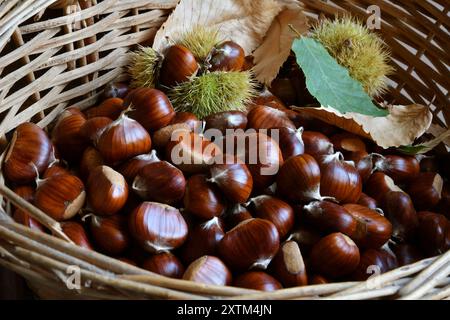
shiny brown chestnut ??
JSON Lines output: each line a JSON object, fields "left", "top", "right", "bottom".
{"left": 181, "top": 217, "right": 225, "bottom": 264}
{"left": 182, "top": 256, "right": 232, "bottom": 286}
{"left": 80, "top": 117, "right": 112, "bottom": 144}
{"left": 96, "top": 112, "right": 152, "bottom": 165}
{"left": 207, "top": 161, "right": 253, "bottom": 204}
{"left": 3, "top": 123, "right": 52, "bottom": 184}
{"left": 331, "top": 133, "right": 367, "bottom": 155}
{"left": 373, "top": 154, "right": 420, "bottom": 183}
{"left": 309, "top": 232, "right": 360, "bottom": 279}
{"left": 270, "top": 127, "right": 304, "bottom": 161}
{"left": 407, "top": 172, "right": 443, "bottom": 211}
{"left": 357, "top": 193, "right": 378, "bottom": 210}
{"left": 277, "top": 154, "right": 324, "bottom": 203}
{"left": 128, "top": 202, "right": 188, "bottom": 253}
{"left": 86, "top": 98, "right": 126, "bottom": 120}
{"left": 89, "top": 214, "right": 130, "bottom": 255}
{"left": 418, "top": 156, "right": 439, "bottom": 173}
{"left": 170, "top": 111, "right": 200, "bottom": 132}
{"left": 160, "top": 45, "right": 198, "bottom": 88}
{"left": 34, "top": 174, "right": 86, "bottom": 221}
{"left": 247, "top": 105, "right": 296, "bottom": 130}
{"left": 204, "top": 111, "right": 248, "bottom": 134}
{"left": 318, "top": 152, "right": 362, "bottom": 204}
{"left": 142, "top": 252, "right": 184, "bottom": 279}
{"left": 271, "top": 241, "right": 308, "bottom": 287}
{"left": 152, "top": 123, "right": 191, "bottom": 149}
{"left": 87, "top": 166, "right": 128, "bottom": 216}
{"left": 351, "top": 249, "right": 398, "bottom": 280}
{"left": 124, "top": 88, "right": 176, "bottom": 132}
{"left": 246, "top": 195, "right": 294, "bottom": 239}
{"left": 416, "top": 211, "right": 450, "bottom": 256}
{"left": 79, "top": 147, "right": 104, "bottom": 181}
{"left": 183, "top": 175, "right": 226, "bottom": 220}
{"left": 52, "top": 109, "right": 87, "bottom": 163}
{"left": 302, "top": 131, "right": 334, "bottom": 159}
{"left": 391, "top": 243, "right": 424, "bottom": 267}
{"left": 233, "top": 271, "right": 282, "bottom": 291}
{"left": 209, "top": 41, "right": 245, "bottom": 71}
{"left": 302, "top": 201, "right": 357, "bottom": 237}
{"left": 43, "top": 162, "right": 70, "bottom": 179}
{"left": 344, "top": 204, "right": 392, "bottom": 249}
{"left": 382, "top": 191, "right": 418, "bottom": 242}
{"left": 132, "top": 159, "right": 186, "bottom": 205}
{"left": 117, "top": 150, "right": 159, "bottom": 182}
{"left": 223, "top": 204, "right": 253, "bottom": 231}
{"left": 364, "top": 172, "right": 403, "bottom": 204}
{"left": 218, "top": 218, "right": 280, "bottom": 271}
{"left": 354, "top": 153, "right": 374, "bottom": 182}
{"left": 61, "top": 221, "right": 93, "bottom": 250}
{"left": 288, "top": 225, "right": 322, "bottom": 256}
{"left": 12, "top": 186, "right": 45, "bottom": 232}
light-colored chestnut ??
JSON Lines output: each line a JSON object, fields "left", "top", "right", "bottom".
{"left": 34, "top": 174, "right": 86, "bottom": 221}
{"left": 218, "top": 218, "right": 280, "bottom": 271}
{"left": 3, "top": 123, "right": 52, "bottom": 184}
{"left": 271, "top": 241, "right": 308, "bottom": 287}
{"left": 128, "top": 202, "right": 188, "bottom": 253}
{"left": 182, "top": 256, "right": 232, "bottom": 286}
{"left": 87, "top": 166, "right": 128, "bottom": 216}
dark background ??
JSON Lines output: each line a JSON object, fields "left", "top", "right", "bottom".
{"left": 0, "top": 266, "right": 33, "bottom": 300}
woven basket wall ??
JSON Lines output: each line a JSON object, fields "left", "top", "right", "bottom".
{"left": 0, "top": 0, "right": 448, "bottom": 300}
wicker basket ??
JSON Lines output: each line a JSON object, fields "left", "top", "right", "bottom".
{"left": 0, "top": 0, "right": 449, "bottom": 300}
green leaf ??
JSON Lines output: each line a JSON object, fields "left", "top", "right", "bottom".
{"left": 292, "top": 37, "right": 388, "bottom": 117}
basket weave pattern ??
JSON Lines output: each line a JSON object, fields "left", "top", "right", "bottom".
{"left": 0, "top": 0, "right": 449, "bottom": 300}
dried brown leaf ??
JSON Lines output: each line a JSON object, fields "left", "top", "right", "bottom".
{"left": 252, "top": 0, "right": 309, "bottom": 85}
{"left": 152, "top": 0, "right": 282, "bottom": 55}
{"left": 294, "top": 104, "right": 433, "bottom": 149}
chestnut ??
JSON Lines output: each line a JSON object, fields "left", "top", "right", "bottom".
{"left": 166, "top": 132, "right": 219, "bottom": 174}
{"left": 271, "top": 127, "right": 304, "bottom": 161}
{"left": 277, "top": 154, "right": 323, "bottom": 203}
{"left": 382, "top": 191, "right": 418, "bottom": 241}
{"left": 373, "top": 154, "right": 420, "bottom": 183}
{"left": 271, "top": 241, "right": 308, "bottom": 287}
{"left": 152, "top": 123, "right": 191, "bottom": 149}
{"left": 117, "top": 150, "right": 159, "bottom": 182}
{"left": 301, "top": 131, "right": 334, "bottom": 159}
{"left": 218, "top": 218, "right": 280, "bottom": 271}
{"left": 247, "top": 105, "right": 295, "bottom": 130}
{"left": 87, "top": 166, "right": 128, "bottom": 216}
{"left": 223, "top": 204, "right": 253, "bottom": 230}
{"left": 61, "top": 221, "right": 93, "bottom": 250}
{"left": 52, "top": 109, "right": 87, "bottom": 163}
{"left": 418, "top": 156, "right": 439, "bottom": 173}
{"left": 343, "top": 204, "right": 392, "bottom": 249}
{"left": 79, "top": 147, "right": 104, "bottom": 181}
{"left": 209, "top": 41, "right": 245, "bottom": 72}
{"left": 96, "top": 113, "right": 152, "bottom": 165}
{"left": 309, "top": 232, "right": 360, "bottom": 279}
{"left": 331, "top": 133, "right": 367, "bottom": 155}
{"left": 357, "top": 193, "right": 378, "bottom": 210}
{"left": 207, "top": 161, "right": 253, "bottom": 204}
{"left": 3, "top": 123, "right": 52, "bottom": 184}
{"left": 288, "top": 225, "right": 322, "bottom": 256}
{"left": 406, "top": 172, "right": 443, "bottom": 211}
{"left": 142, "top": 252, "right": 184, "bottom": 279}
{"left": 86, "top": 97, "right": 126, "bottom": 120}
{"left": 43, "top": 163, "right": 70, "bottom": 179}
{"left": 204, "top": 111, "right": 247, "bottom": 134}
{"left": 79, "top": 116, "right": 112, "bottom": 144}
{"left": 128, "top": 202, "right": 188, "bottom": 253}
{"left": 181, "top": 217, "right": 225, "bottom": 265}
{"left": 13, "top": 208, "right": 45, "bottom": 232}
{"left": 354, "top": 153, "right": 374, "bottom": 182}
{"left": 89, "top": 214, "right": 130, "bottom": 255}
{"left": 364, "top": 172, "right": 403, "bottom": 204}
{"left": 302, "top": 201, "right": 357, "bottom": 237}
{"left": 182, "top": 256, "right": 232, "bottom": 286}
{"left": 183, "top": 175, "right": 226, "bottom": 220}
{"left": 351, "top": 249, "right": 398, "bottom": 280}
{"left": 246, "top": 195, "right": 294, "bottom": 239}
{"left": 34, "top": 174, "right": 86, "bottom": 221}
{"left": 309, "top": 275, "right": 329, "bottom": 285}
{"left": 124, "top": 88, "right": 176, "bottom": 132}
{"left": 416, "top": 211, "right": 449, "bottom": 256}
{"left": 132, "top": 159, "right": 186, "bottom": 205}
{"left": 233, "top": 271, "right": 282, "bottom": 291}
{"left": 160, "top": 45, "right": 198, "bottom": 87}
{"left": 170, "top": 111, "right": 201, "bottom": 132}
{"left": 318, "top": 152, "right": 362, "bottom": 204}
{"left": 391, "top": 243, "right": 424, "bottom": 267}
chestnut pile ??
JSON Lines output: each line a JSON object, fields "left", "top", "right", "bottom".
{"left": 3, "top": 84, "right": 450, "bottom": 291}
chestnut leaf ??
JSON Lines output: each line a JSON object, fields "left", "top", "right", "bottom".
{"left": 292, "top": 37, "right": 388, "bottom": 117}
